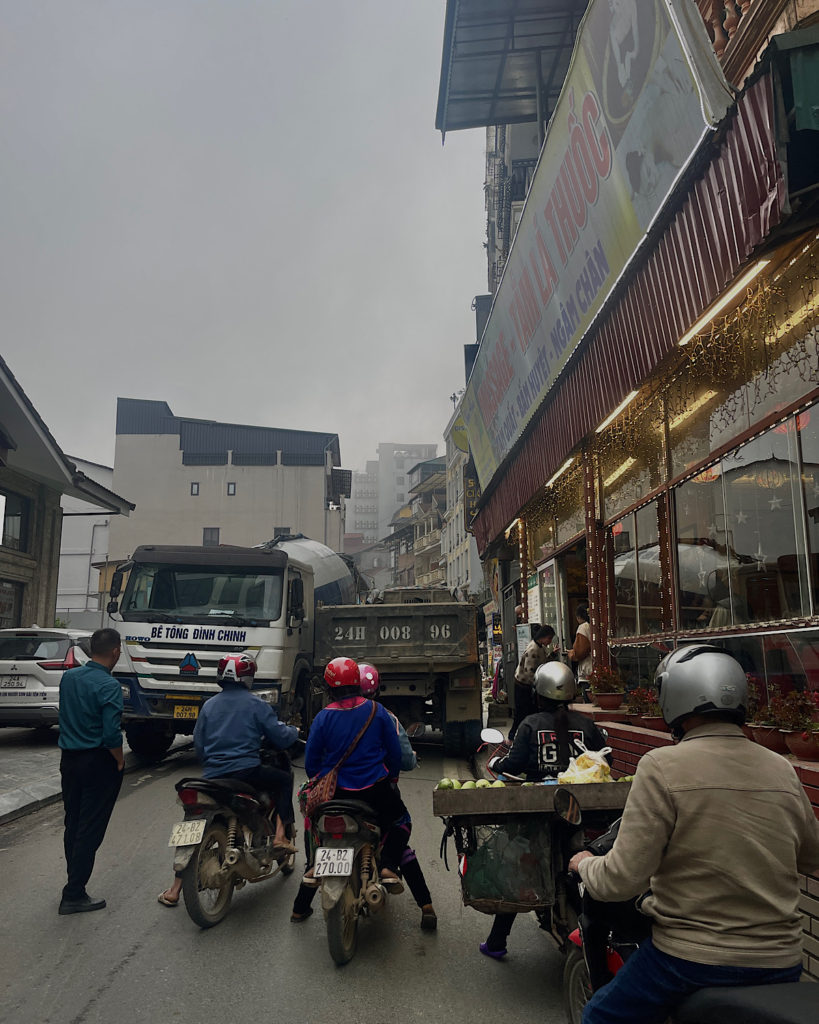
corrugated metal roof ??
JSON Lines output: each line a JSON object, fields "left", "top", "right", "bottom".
{"left": 116, "top": 397, "right": 341, "bottom": 467}
{"left": 436, "top": 0, "right": 588, "bottom": 134}
{"left": 473, "top": 72, "right": 786, "bottom": 551}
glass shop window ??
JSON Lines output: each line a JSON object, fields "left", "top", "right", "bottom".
{"left": 674, "top": 467, "right": 731, "bottom": 630}
{"left": 797, "top": 405, "right": 819, "bottom": 615}
{"left": 610, "top": 501, "right": 661, "bottom": 637}
{"left": 0, "top": 490, "right": 29, "bottom": 552}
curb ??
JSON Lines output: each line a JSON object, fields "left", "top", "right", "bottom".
{"left": 0, "top": 740, "right": 194, "bottom": 827}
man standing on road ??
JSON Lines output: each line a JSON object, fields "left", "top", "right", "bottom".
{"left": 568, "top": 645, "right": 819, "bottom": 1023}
{"left": 57, "top": 628, "right": 124, "bottom": 915}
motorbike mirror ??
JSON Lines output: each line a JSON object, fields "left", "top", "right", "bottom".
{"left": 554, "top": 787, "right": 582, "bottom": 826}
{"left": 406, "top": 722, "right": 426, "bottom": 739}
{"left": 480, "top": 728, "right": 505, "bottom": 745}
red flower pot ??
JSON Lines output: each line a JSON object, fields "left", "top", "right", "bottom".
{"left": 640, "top": 715, "right": 668, "bottom": 732}
{"left": 593, "top": 692, "right": 625, "bottom": 711}
{"left": 748, "top": 724, "right": 789, "bottom": 755}
{"left": 783, "top": 730, "right": 819, "bottom": 761}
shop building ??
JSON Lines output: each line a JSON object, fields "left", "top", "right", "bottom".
{"left": 437, "top": 1, "right": 819, "bottom": 694}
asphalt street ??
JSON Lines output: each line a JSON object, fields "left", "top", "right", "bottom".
{"left": 0, "top": 743, "right": 566, "bottom": 1024}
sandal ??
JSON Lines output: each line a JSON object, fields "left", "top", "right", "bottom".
{"left": 157, "top": 891, "right": 179, "bottom": 907}
{"left": 290, "top": 908, "right": 313, "bottom": 923}
{"left": 272, "top": 839, "right": 297, "bottom": 855}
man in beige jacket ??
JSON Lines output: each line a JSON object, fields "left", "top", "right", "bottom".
{"left": 569, "top": 644, "right": 819, "bottom": 1024}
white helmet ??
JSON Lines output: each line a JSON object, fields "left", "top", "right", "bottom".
{"left": 216, "top": 652, "right": 257, "bottom": 690}
{"left": 654, "top": 645, "right": 747, "bottom": 732}
{"left": 534, "top": 662, "right": 577, "bottom": 702}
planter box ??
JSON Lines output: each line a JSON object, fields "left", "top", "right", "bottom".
{"left": 593, "top": 692, "right": 625, "bottom": 711}
{"left": 748, "top": 724, "right": 789, "bottom": 755}
{"left": 783, "top": 731, "right": 819, "bottom": 761}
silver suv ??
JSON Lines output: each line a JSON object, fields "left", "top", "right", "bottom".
{"left": 0, "top": 628, "right": 92, "bottom": 730}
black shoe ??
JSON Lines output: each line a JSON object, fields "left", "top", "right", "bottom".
{"left": 59, "top": 895, "right": 106, "bottom": 915}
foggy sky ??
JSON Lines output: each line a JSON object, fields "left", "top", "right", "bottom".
{"left": 1, "top": 1, "right": 487, "bottom": 474}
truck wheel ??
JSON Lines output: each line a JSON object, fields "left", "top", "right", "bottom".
{"left": 442, "top": 720, "right": 463, "bottom": 758}
{"left": 461, "top": 719, "right": 482, "bottom": 757}
{"left": 295, "top": 674, "right": 321, "bottom": 737}
{"left": 124, "top": 722, "right": 174, "bottom": 763}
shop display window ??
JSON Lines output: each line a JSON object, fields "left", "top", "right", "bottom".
{"left": 610, "top": 501, "right": 662, "bottom": 637}
{"left": 600, "top": 395, "right": 665, "bottom": 521}
{"left": 610, "top": 641, "right": 667, "bottom": 689}
{"left": 674, "top": 468, "right": 731, "bottom": 629}
{"left": 0, "top": 490, "right": 29, "bottom": 552}
{"left": 798, "top": 406, "right": 819, "bottom": 613}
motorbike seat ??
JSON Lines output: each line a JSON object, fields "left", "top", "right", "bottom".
{"left": 177, "top": 776, "right": 266, "bottom": 801}
{"left": 314, "top": 798, "right": 380, "bottom": 826}
{"left": 672, "top": 982, "right": 816, "bottom": 1024}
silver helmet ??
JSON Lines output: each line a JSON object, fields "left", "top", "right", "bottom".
{"left": 654, "top": 645, "right": 747, "bottom": 731}
{"left": 534, "top": 661, "right": 577, "bottom": 702}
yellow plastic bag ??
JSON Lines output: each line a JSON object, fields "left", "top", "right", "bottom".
{"left": 557, "top": 746, "right": 613, "bottom": 784}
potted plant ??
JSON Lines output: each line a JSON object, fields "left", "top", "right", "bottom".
{"left": 587, "top": 666, "right": 626, "bottom": 710}
{"left": 640, "top": 696, "right": 668, "bottom": 732}
{"left": 772, "top": 690, "right": 819, "bottom": 761}
{"left": 747, "top": 684, "right": 789, "bottom": 754}
{"left": 625, "top": 687, "right": 654, "bottom": 724}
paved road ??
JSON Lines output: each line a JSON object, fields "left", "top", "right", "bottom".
{"left": 0, "top": 744, "right": 566, "bottom": 1024}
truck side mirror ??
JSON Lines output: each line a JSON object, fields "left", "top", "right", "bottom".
{"left": 289, "top": 577, "right": 305, "bottom": 624}
{"left": 110, "top": 569, "right": 124, "bottom": 599}
{"left": 107, "top": 600, "right": 120, "bottom": 615}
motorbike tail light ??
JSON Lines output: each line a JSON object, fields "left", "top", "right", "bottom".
{"left": 178, "top": 788, "right": 201, "bottom": 806}
{"left": 321, "top": 814, "right": 353, "bottom": 834}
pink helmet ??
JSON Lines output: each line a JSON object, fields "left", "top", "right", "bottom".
{"left": 358, "top": 663, "right": 380, "bottom": 697}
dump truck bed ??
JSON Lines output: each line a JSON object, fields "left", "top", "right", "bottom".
{"left": 314, "top": 601, "right": 478, "bottom": 670}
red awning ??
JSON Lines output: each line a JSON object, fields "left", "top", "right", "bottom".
{"left": 473, "top": 71, "right": 785, "bottom": 553}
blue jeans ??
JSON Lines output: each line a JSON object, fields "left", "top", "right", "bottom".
{"left": 582, "top": 937, "right": 802, "bottom": 1024}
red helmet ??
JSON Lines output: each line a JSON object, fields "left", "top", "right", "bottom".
{"left": 217, "top": 652, "right": 257, "bottom": 689}
{"left": 358, "top": 663, "right": 380, "bottom": 697}
{"left": 324, "top": 657, "right": 360, "bottom": 689}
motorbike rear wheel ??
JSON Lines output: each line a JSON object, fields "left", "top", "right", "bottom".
{"left": 326, "top": 866, "right": 360, "bottom": 965}
{"left": 181, "top": 823, "right": 234, "bottom": 928}
{"left": 563, "top": 945, "right": 593, "bottom": 1024}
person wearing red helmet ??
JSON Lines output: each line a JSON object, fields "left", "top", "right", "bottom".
{"left": 291, "top": 657, "right": 407, "bottom": 920}
{"left": 358, "top": 662, "right": 437, "bottom": 931}
{"left": 158, "top": 652, "right": 298, "bottom": 908}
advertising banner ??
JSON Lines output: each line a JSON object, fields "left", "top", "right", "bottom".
{"left": 463, "top": 456, "right": 482, "bottom": 533}
{"left": 461, "top": 0, "right": 732, "bottom": 489}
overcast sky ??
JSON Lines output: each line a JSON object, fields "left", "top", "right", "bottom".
{"left": 1, "top": 1, "right": 487, "bottom": 473}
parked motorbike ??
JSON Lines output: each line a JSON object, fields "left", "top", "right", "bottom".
{"left": 312, "top": 797, "right": 403, "bottom": 965}
{"left": 556, "top": 788, "right": 815, "bottom": 1024}
{"left": 169, "top": 743, "right": 302, "bottom": 928}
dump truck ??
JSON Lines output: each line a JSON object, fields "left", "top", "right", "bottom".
{"left": 314, "top": 587, "right": 484, "bottom": 757}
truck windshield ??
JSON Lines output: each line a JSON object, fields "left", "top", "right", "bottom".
{"left": 120, "top": 564, "right": 284, "bottom": 625}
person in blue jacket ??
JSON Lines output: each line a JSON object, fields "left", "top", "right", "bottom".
{"left": 158, "top": 652, "right": 297, "bottom": 907}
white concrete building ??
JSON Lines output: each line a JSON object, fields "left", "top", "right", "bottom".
{"left": 442, "top": 405, "right": 482, "bottom": 596}
{"left": 109, "top": 399, "right": 349, "bottom": 560}
{"left": 347, "top": 460, "right": 379, "bottom": 543}
{"left": 56, "top": 458, "right": 118, "bottom": 630}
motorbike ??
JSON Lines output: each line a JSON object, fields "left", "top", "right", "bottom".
{"left": 169, "top": 742, "right": 303, "bottom": 928}
{"left": 311, "top": 797, "right": 403, "bottom": 965}
{"left": 556, "top": 788, "right": 816, "bottom": 1024}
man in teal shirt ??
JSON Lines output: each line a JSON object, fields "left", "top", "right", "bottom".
{"left": 58, "top": 628, "right": 124, "bottom": 915}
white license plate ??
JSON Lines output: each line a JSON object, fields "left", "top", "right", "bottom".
{"left": 168, "top": 819, "right": 206, "bottom": 847}
{"left": 0, "top": 676, "right": 26, "bottom": 688}
{"left": 313, "top": 846, "right": 354, "bottom": 878}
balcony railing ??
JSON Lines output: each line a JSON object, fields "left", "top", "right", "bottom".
{"left": 696, "top": 0, "right": 795, "bottom": 86}
{"left": 414, "top": 530, "right": 441, "bottom": 553}
{"left": 416, "top": 569, "right": 446, "bottom": 586}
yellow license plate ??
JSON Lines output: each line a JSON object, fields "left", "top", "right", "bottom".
{"left": 173, "top": 704, "right": 199, "bottom": 720}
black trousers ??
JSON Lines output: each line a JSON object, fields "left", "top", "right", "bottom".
{"left": 60, "top": 748, "right": 123, "bottom": 901}
{"left": 509, "top": 682, "right": 536, "bottom": 741}
{"left": 227, "top": 764, "right": 295, "bottom": 825}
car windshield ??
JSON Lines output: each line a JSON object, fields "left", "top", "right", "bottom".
{"left": 120, "top": 564, "right": 284, "bottom": 625}
{"left": 0, "top": 637, "right": 71, "bottom": 661}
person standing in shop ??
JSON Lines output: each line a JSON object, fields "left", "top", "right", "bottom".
{"left": 567, "top": 603, "right": 593, "bottom": 701}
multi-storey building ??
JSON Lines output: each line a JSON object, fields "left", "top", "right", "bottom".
{"left": 376, "top": 442, "right": 438, "bottom": 541}
{"left": 109, "top": 398, "right": 349, "bottom": 560}
{"left": 407, "top": 457, "right": 447, "bottom": 587}
{"left": 346, "top": 460, "right": 379, "bottom": 545}
{"left": 442, "top": 408, "right": 482, "bottom": 596}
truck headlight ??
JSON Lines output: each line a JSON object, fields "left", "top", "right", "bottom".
{"left": 120, "top": 683, "right": 131, "bottom": 701}
{"left": 255, "top": 688, "right": 280, "bottom": 705}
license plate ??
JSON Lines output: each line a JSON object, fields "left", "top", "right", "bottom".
{"left": 168, "top": 819, "right": 206, "bottom": 847}
{"left": 173, "top": 704, "right": 199, "bottom": 720}
{"left": 313, "top": 846, "right": 354, "bottom": 878}
{"left": 0, "top": 676, "right": 25, "bottom": 688}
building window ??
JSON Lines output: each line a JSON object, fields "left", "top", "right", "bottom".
{"left": 273, "top": 526, "right": 290, "bottom": 538}
{"left": 227, "top": 482, "right": 236, "bottom": 496}
{"left": 396, "top": 476, "right": 404, "bottom": 485}
{"left": 0, "top": 578, "right": 23, "bottom": 628}
{"left": 396, "top": 493, "right": 404, "bottom": 503}
{"left": 190, "top": 482, "right": 199, "bottom": 496}
{"left": 0, "top": 490, "right": 29, "bottom": 552}
{"left": 610, "top": 501, "right": 661, "bottom": 638}
{"left": 203, "top": 527, "right": 220, "bottom": 546}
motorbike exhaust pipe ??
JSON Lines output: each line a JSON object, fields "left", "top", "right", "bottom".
{"left": 365, "top": 882, "right": 385, "bottom": 911}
